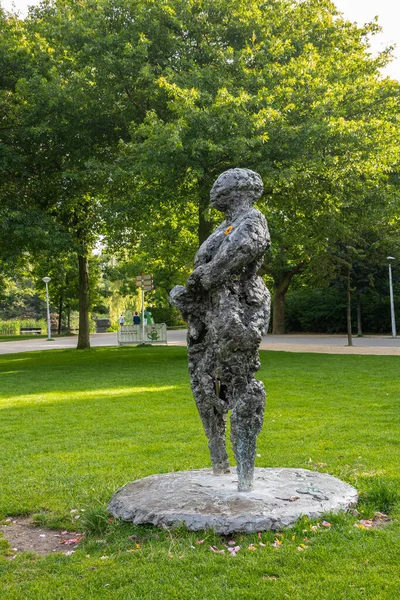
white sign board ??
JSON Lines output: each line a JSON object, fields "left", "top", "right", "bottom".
{"left": 117, "top": 324, "right": 167, "bottom": 346}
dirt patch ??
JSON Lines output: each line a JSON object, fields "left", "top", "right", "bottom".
{"left": 0, "top": 517, "right": 84, "bottom": 558}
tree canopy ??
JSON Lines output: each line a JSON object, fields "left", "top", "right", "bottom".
{"left": 1, "top": 0, "right": 399, "bottom": 336}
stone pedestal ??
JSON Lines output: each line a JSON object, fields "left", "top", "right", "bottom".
{"left": 108, "top": 467, "right": 358, "bottom": 534}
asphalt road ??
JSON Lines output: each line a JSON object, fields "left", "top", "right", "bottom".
{"left": 0, "top": 330, "right": 399, "bottom": 355}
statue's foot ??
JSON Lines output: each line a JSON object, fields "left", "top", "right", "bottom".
{"left": 212, "top": 462, "right": 230, "bottom": 475}
{"left": 238, "top": 479, "right": 253, "bottom": 492}
{"left": 237, "top": 467, "right": 254, "bottom": 492}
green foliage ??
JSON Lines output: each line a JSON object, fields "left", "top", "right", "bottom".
{"left": 286, "top": 287, "right": 347, "bottom": 333}
{"left": 151, "top": 304, "right": 184, "bottom": 327}
{"left": 0, "top": 318, "right": 46, "bottom": 335}
{"left": 1, "top": 0, "right": 400, "bottom": 337}
{"left": 285, "top": 283, "right": 400, "bottom": 333}
{"left": 0, "top": 277, "right": 45, "bottom": 320}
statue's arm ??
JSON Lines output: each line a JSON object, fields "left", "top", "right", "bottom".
{"left": 188, "top": 213, "right": 270, "bottom": 291}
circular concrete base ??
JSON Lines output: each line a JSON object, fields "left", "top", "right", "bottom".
{"left": 108, "top": 468, "right": 358, "bottom": 534}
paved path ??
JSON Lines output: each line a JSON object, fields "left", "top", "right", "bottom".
{"left": 0, "top": 331, "right": 399, "bottom": 356}
{"left": 260, "top": 334, "right": 400, "bottom": 356}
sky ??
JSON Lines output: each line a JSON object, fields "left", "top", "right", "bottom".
{"left": 1, "top": 0, "right": 399, "bottom": 80}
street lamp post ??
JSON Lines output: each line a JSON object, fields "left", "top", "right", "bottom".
{"left": 387, "top": 257, "right": 397, "bottom": 338}
{"left": 42, "top": 276, "right": 52, "bottom": 341}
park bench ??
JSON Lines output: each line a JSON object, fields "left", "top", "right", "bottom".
{"left": 20, "top": 327, "right": 42, "bottom": 335}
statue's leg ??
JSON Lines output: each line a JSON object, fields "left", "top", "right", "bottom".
{"left": 230, "top": 379, "right": 266, "bottom": 491}
{"left": 203, "top": 403, "right": 230, "bottom": 474}
{"left": 189, "top": 352, "right": 230, "bottom": 474}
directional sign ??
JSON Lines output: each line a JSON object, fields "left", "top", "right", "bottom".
{"left": 135, "top": 274, "right": 154, "bottom": 290}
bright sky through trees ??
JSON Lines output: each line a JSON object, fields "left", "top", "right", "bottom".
{"left": 2, "top": 0, "right": 399, "bottom": 80}
{"left": 334, "top": 0, "right": 399, "bottom": 80}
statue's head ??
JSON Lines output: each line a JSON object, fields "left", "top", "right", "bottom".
{"left": 210, "top": 168, "right": 263, "bottom": 212}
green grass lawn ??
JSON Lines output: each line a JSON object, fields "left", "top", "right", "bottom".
{"left": 0, "top": 346, "right": 399, "bottom": 599}
{"left": 0, "top": 334, "right": 74, "bottom": 342}
{"left": 0, "top": 335, "right": 48, "bottom": 342}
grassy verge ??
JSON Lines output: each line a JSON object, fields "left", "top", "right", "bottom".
{"left": 0, "top": 335, "right": 48, "bottom": 342}
{"left": 0, "top": 347, "right": 399, "bottom": 599}
{"left": 0, "top": 334, "right": 76, "bottom": 342}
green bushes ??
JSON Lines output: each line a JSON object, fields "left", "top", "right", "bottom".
{"left": 0, "top": 318, "right": 47, "bottom": 335}
{"left": 285, "top": 287, "right": 398, "bottom": 333}
{"left": 151, "top": 305, "right": 185, "bottom": 327}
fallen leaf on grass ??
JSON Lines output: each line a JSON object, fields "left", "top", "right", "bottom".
{"left": 62, "top": 535, "right": 84, "bottom": 545}
{"left": 354, "top": 513, "right": 390, "bottom": 530}
{"left": 359, "top": 520, "right": 373, "bottom": 528}
{"left": 195, "top": 539, "right": 204, "bottom": 545}
{"left": 210, "top": 546, "right": 224, "bottom": 554}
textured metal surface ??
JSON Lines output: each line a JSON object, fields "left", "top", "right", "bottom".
{"left": 170, "top": 169, "right": 271, "bottom": 491}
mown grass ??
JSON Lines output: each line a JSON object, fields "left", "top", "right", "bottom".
{"left": 0, "top": 334, "right": 74, "bottom": 342}
{"left": 0, "top": 335, "right": 48, "bottom": 342}
{"left": 0, "top": 346, "right": 399, "bottom": 599}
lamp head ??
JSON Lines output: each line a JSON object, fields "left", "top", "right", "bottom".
{"left": 387, "top": 257, "right": 395, "bottom": 261}
{"left": 42, "top": 276, "right": 51, "bottom": 283}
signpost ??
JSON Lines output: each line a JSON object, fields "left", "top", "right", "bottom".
{"left": 42, "top": 276, "right": 52, "bottom": 341}
{"left": 135, "top": 274, "right": 154, "bottom": 342}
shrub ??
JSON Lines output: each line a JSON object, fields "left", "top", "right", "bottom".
{"left": 0, "top": 318, "right": 47, "bottom": 335}
{"left": 285, "top": 287, "right": 398, "bottom": 334}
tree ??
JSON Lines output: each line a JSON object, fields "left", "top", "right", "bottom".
{"left": 1, "top": 0, "right": 208, "bottom": 345}
{"left": 118, "top": 0, "right": 400, "bottom": 332}
{"left": 2, "top": 0, "right": 399, "bottom": 339}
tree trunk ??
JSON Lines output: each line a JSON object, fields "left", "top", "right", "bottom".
{"left": 77, "top": 253, "right": 90, "bottom": 349}
{"left": 58, "top": 295, "right": 63, "bottom": 335}
{"left": 271, "top": 262, "right": 306, "bottom": 335}
{"left": 346, "top": 270, "right": 353, "bottom": 346}
{"left": 198, "top": 194, "right": 213, "bottom": 245}
{"left": 356, "top": 293, "right": 363, "bottom": 337}
{"left": 67, "top": 305, "right": 71, "bottom": 334}
{"left": 272, "top": 273, "right": 293, "bottom": 335}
